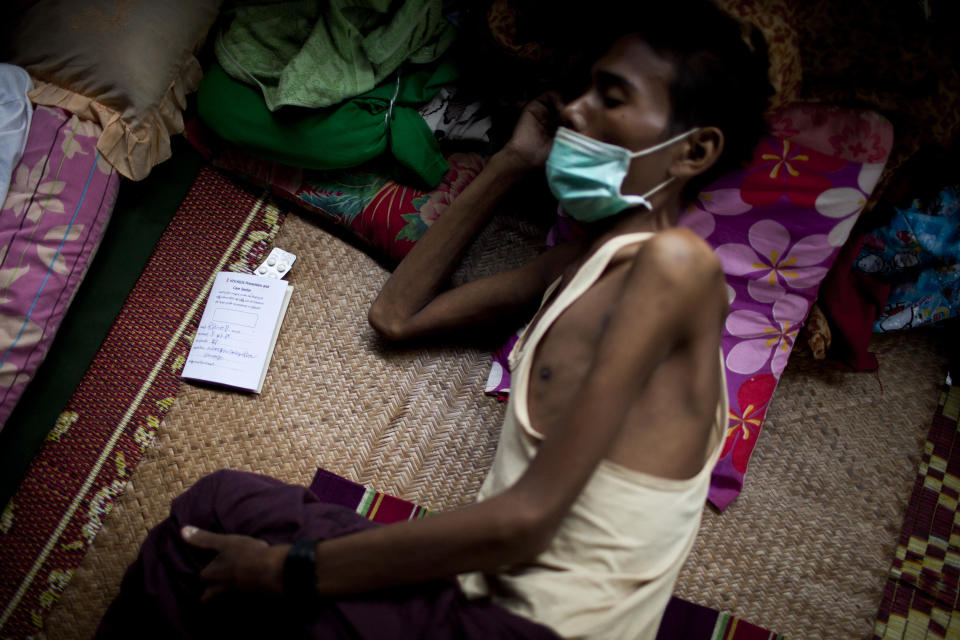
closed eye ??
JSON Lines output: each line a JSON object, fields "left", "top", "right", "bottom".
{"left": 601, "top": 92, "right": 624, "bottom": 108}
{"left": 594, "top": 70, "right": 632, "bottom": 109}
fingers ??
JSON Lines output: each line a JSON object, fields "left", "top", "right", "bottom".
{"left": 530, "top": 91, "right": 564, "bottom": 117}
{"left": 181, "top": 525, "right": 225, "bottom": 550}
{"left": 200, "top": 583, "right": 227, "bottom": 604}
{"left": 526, "top": 92, "right": 561, "bottom": 118}
{"left": 547, "top": 91, "right": 566, "bottom": 116}
{"left": 540, "top": 90, "right": 564, "bottom": 111}
{"left": 199, "top": 555, "right": 225, "bottom": 582}
{"left": 198, "top": 553, "right": 235, "bottom": 603}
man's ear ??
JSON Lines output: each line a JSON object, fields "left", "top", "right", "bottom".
{"left": 670, "top": 127, "right": 724, "bottom": 179}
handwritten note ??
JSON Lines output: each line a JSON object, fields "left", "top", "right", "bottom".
{"left": 181, "top": 271, "right": 293, "bottom": 393}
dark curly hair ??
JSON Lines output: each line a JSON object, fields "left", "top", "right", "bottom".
{"left": 619, "top": 2, "right": 772, "bottom": 204}
{"left": 573, "top": 0, "right": 773, "bottom": 205}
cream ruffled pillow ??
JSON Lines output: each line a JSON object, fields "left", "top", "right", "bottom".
{"left": 10, "top": 0, "right": 222, "bottom": 180}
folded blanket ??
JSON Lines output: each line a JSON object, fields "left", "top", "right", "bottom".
{"left": 198, "top": 60, "right": 455, "bottom": 188}
{"left": 216, "top": 0, "right": 455, "bottom": 110}
{"left": 855, "top": 184, "right": 960, "bottom": 333}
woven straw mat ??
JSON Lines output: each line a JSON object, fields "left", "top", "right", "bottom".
{"left": 46, "top": 210, "right": 949, "bottom": 639}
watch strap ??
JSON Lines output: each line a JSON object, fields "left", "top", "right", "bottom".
{"left": 283, "top": 538, "right": 320, "bottom": 599}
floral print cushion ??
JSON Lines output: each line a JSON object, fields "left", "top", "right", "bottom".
{"left": 766, "top": 104, "right": 894, "bottom": 165}
{"left": 183, "top": 117, "right": 486, "bottom": 263}
{"left": 0, "top": 106, "right": 119, "bottom": 431}
{"left": 294, "top": 153, "right": 486, "bottom": 262}
{"left": 679, "top": 124, "right": 891, "bottom": 509}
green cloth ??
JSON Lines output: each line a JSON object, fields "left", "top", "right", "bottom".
{"left": 216, "top": 0, "right": 456, "bottom": 111}
{"left": 198, "top": 59, "right": 455, "bottom": 188}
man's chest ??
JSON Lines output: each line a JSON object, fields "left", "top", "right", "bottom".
{"left": 524, "top": 263, "right": 630, "bottom": 438}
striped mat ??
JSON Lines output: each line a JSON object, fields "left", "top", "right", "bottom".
{"left": 0, "top": 168, "right": 285, "bottom": 638}
{"left": 308, "top": 467, "right": 785, "bottom": 640}
{"left": 873, "top": 383, "right": 960, "bottom": 639}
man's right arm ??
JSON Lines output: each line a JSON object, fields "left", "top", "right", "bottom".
{"left": 368, "top": 93, "right": 582, "bottom": 341}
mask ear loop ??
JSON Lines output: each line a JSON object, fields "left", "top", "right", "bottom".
{"left": 641, "top": 175, "right": 676, "bottom": 199}
{"left": 621, "top": 128, "right": 698, "bottom": 209}
{"left": 620, "top": 176, "right": 676, "bottom": 211}
{"left": 627, "top": 128, "right": 699, "bottom": 158}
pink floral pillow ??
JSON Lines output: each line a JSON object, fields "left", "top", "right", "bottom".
{"left": 767, "top": 104, "right": 894, "bottom": 164}
{"left": 679, "top": 117, "right": 891, "bottom": 509}
{"left": 0, "top": 106, "right": 119, "bottom": 431}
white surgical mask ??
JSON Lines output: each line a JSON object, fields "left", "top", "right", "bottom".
{"left": 545, "top": 126, "right": 698, "bottom": 222}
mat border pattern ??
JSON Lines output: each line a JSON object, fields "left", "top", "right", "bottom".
{"left": 0, "top": 168, "right": 286, "bottom": 638}
{"left": 873, "top": 383, "right": 960, "bottom": 639}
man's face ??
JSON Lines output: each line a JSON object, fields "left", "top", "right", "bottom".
{"left": 560, "top": 35, "right": 679, "bottom": 197}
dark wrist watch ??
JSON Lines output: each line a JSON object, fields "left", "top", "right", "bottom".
{"left": 283, "top": 538, "right": 320, "bottom": 599}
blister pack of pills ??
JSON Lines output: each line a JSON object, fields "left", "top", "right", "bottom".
{"left": 254, "top": 247, "right": 297, "bottom": 279}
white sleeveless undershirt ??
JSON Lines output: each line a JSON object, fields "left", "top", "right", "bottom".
{"left": 458, "top": 232, "right": 729, "bottom": 640}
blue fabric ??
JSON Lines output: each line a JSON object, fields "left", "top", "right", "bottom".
{"left": 854, "top": 185, "right": 960, "bottom": 332}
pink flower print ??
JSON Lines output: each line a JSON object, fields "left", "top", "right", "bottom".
{"left": 38, "top": 224, "right": 86, "bottom": 275}
{"left": 416, "top": 153, "right": 484, "bottom": 227}
{"left": 679, "top": 188, "right": 752, "bottom": 241}
{"left": 0, "top": 246, "right": 28, "bottom": 300}
{"left": 740, "top": 138, "right": 846, "bottom": 208}
{"left": 815, "top": 162, "right": 884, "bottom": 247}
{"left": 5, "top": 154, "right": 67, "bottom": 223}
{"left": 716, "top": 219, "right": 833, "bottom": 303}
{"left": 60, "top": 120, "right": 97, "bottom": 160}
{"left": 724, "top": 294, "right": 808, "bottom": 377}
{"left": 766, "top": 115, "right": 799, "bottom": 141}
{"left": 678, "top": 206, "right": 714, "bottom": 240}
{"left": 720, "top": 373, "right": 777, "bottom": 473}
{"left": 825, "top": 115, "right": 893, "bottom": 164}
{"left": 36, "top": 106, "right": 67, "bottom": 123}
{"left": 699, "top": 188, "right": 753, "bottom": 216}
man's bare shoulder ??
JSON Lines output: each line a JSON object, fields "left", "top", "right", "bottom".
{"left": 638, "top": 226, "right": 720, "bottom": 273}
{"left": 623, "top": 227, "right": 724, "bottom": 305}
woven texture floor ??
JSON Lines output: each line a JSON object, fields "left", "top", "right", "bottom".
{"left": 45, "top": 207, "right": 949, "bottom": 639}
{"left": 679, "top": 332, "right": 947, "bottom": 638}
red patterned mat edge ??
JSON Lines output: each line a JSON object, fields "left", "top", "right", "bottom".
{"left": 0, "top": 167, "right": 286, "bottom": 638}
{"left": 873, "top": 383, "right": 960, "bottom": 639}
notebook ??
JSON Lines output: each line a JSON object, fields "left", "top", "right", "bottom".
{"left": 181, "top": 271, "right": 292, "bottom": 393}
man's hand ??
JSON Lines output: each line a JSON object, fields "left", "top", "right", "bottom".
{"left": 181, "top": 525, "right": 290, "bottom": 602}
{"left": 500, "top": 91, "right": 564, "bottom": 172}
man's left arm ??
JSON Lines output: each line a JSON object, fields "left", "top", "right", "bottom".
{"left": 181, "top": 229, "right": 727, "bottom": 599}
